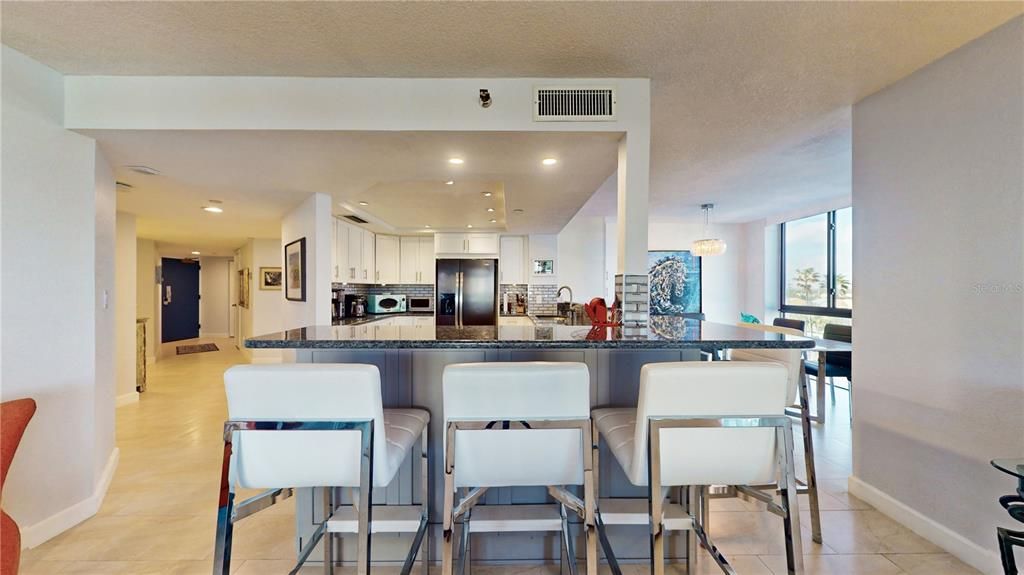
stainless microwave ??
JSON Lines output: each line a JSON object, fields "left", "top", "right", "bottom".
{"left": 366, "top": 294, "right": 406, "bottom": 314}
{"left": 407, "top": 296, "right": 434, "bottom": 313}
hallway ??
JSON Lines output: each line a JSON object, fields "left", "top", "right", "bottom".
{"left": 18, "top": 340, "right": 976, "bottom": 574}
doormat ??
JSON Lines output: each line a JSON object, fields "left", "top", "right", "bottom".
{"left": 176, "top": 343, "right": 219, "bottom": 355}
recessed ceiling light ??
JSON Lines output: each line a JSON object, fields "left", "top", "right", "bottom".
{"left": 486, "top": 208, "right": 495, "bottom": 213}
{"left": 489, "top": 219, "right": 497, "bottom": 223}
{"left": 466, "top": 224, "right": 473, "bottom": 228}
{"left": 513, "top": 208, "right": 525, "bottom": 214}
{"left": 424, "top": 225, "right": 431, "bottom": 228}
{"left": 542, "top": 158, "right": 558, "bottom": 166}
{"left": 448, "top": 158, "right": 464, "bottom": 165}
{"left": 445, "top": 181, "right": 454, "bottom": 185}
{"left": 202, "top": 206, "right": 223, "bottom": 213}
{"left": 125, "top": 165, "right": 160, "bottom": 176}
{"left": 482, "top": 192, "right": 492, "bottom": 197}
{"left": 358, "top": 201, "right": 369, "bottom": 206}
{"left": 115, "top": 181, "right": 133, "bottom": 191}
{"left": 191, "top": 251, "right": 201, "bottom": 255}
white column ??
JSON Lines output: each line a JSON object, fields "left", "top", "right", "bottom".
{"left": 614, "top": 133, "right": 651, "bottom": 328}
{"left": 280, "top": 192, "right": 333, "bottom": 329}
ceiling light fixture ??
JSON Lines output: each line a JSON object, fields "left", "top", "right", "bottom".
{"left": 489, "top": 219, "right": 497, "bottom": 223}
{"left": 445, "top": 181, "right": 454, "bottom": 185}
{"left": 466, "top": 224, "right": 473, "bottom": 228}
{"left": 542, "top": 158, "right": 558, "bottom": 166}
{"left": 115, "top": 181, "right": 133, "bottom": 191}
{"left": 486, "top": 208, "right": 495, "bottom": 213}
{"left": 482, "top": 192, "right": 492, "bottom": 197}
{"left": 125, "top": 165, "right": 160, "bottom": 176}
{"left": 202, "top": 206, "right": 223, "bottom": 213}
{"left": 513, "top": 208, "right": 525, "bottom": 214}
{"left": 691, "top": 204, "right": 727, "bottom": 257}
{"left": 358, "top": 201, "right": 369, "bottom": 206}
{"left": 448, "top": 158, "right": 464, "bottom": 165}
{"left": 424, "top": 225, "right": 431, "bottom": 229}
{"left": 191, "top": 251, "right": 201, "bottom": 255}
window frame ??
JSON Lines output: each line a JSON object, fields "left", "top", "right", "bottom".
{"left": 779, "top": 209, "right": 853, "bottom": 319}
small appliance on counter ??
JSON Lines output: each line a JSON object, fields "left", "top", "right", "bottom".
{"left": 344, "top": 294, "right": 367, "bottom": 318}
{"left": 367, "top": 294, "right": 407, "bottom": 314}
{"left": 408, "top": 295, "right": 434, "bottom": 313}
{"left": 332, "top": 290, "right": 345, "bottom": 322}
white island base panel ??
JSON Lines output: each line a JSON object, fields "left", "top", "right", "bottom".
{"left": 291, "top": 346, "right": 704, "bottom": 564}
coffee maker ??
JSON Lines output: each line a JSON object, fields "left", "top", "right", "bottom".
{"left": 332, "top": 290, "right": 344, "bottom": 322}
{"left": 344, "top": 294, "right": 367, "bottom": 318}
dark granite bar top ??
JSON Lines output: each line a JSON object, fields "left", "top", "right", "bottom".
{"left": 247, "top": 318, "right": 814, "bottom": 351}
{"left": 332, "top": 312, "right": 435, "bottom": 327}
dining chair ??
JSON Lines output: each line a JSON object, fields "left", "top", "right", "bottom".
{"left": 592, "top": 362, "right": 804, "bottom": 575}
{"left": 773, "top": 317, "right": 805, "bottom": 332}
{"left": 804, "top": 324, "right": 852, "bottom": 416}
{"left": 216, "top": 364, "right": 430, "bottom": 575}
{"left": 441, "top": 362, "right": 598, "bottom": 575}
{"left": 731, "top": 322, "right": 821, "bottom": 543}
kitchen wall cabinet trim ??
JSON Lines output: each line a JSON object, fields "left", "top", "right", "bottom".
{"left": 434, "top": 232, "right": 499, "bottom": 257}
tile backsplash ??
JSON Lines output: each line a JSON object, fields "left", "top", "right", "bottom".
{"left": 332, "top": 283, "right": 433, "bottom": 297}
{"left": 527, "top": 284, "right": 559, "bottom": 315}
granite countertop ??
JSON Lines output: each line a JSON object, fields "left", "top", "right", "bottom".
{"left": 247, "top": 318, "right": 814, "bottom": 351}
{"left": 332, "top": 312, "right": 435, "bottom": 327}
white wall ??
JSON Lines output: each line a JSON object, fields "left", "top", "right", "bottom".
{"left": 648, "top": 221, "right": 748, "bottom": 323}
{"left": 557, "top": 212, "right": 610, "bottom": 302}
{"left": 280, "top": 193, "right": 332, "bottom": 330}
{"left": 136, "top": 239, "right": 157, "bottom": 362}
{"left": 199, "top": 256, "right": 231, "bottom": 337}
{"left": 238, "top": 238, "right": 283, "bottom": 363}
{"left": 0, "top": 46, "right": 117, "bottom": 546}
{"left": 114, "top": 214, "right": 138, "bottom": 405}
{"left": 850, "top": 16, "right": 1023, "bottom": 573}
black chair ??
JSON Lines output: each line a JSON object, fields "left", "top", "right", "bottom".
{"left": 773, "top": 317, "right": 805, "bottom": 332}
{"left": 804, "top": 324, "right": 852, "bottom": 413}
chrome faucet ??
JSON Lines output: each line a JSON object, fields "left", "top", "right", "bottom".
{"left": 557, "top": 285, "right": 573, "bottom": 305}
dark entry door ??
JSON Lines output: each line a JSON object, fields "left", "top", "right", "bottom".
{"left": 161, "top": 258, "right": 200, "bottom": 342}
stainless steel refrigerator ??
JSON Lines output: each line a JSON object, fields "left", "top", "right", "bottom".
{"left": 436, "top": 259, "right": 498, "bottom": 326}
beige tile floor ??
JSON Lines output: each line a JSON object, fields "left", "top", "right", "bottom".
{"left": 18, "top": 337, "right": 979, "bottom": 574}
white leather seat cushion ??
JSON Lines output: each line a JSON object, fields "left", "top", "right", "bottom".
{"left": 380, "top": 408, "right": 429, "bottom": 483}
{"left": 592, "top": 408, "right": 637, "bottom": 482}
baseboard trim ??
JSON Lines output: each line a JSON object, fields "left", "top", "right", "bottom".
{"left": 115, "top": 391, "right": 139, "bottom": 407}
{"left": 21, "top": 447, "right": 119, "bottom": 549}
{"left": 848, "top": 475, "right": 1001, "bottom": 575}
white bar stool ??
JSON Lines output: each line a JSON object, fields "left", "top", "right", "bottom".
{"left": 214, "top": 364, "right": 430, "bottom": 575}
{"left": 592, "top": 362, "right": 803, "bottom": 575}
{"left": 732, "top": 322, "right": 822, "bottom": 543}
{"left": 441, "top": 362, "right": 599, "bottom": 575}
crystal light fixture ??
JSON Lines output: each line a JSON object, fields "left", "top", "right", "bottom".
{"left": 691, "top": 203, "right": 727, "bottom": 257}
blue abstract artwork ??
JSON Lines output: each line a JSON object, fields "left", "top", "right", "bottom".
{"left": 647, "top": 250, "right": 702, "bottom": 315}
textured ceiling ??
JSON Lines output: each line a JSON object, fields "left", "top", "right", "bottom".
{"left": 4, "top": 2, "right": 1022, "bottom": 226}
{"left": 89, "top": 130, "right": 619, "bottom": 255}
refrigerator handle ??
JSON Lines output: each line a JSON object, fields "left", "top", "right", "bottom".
{"left": 455, "top": 271, "right": 463, "bottom": 327}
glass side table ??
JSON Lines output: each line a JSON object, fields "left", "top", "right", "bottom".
{"left": 991, "top": 459, "right": 1024, "bottom": 575}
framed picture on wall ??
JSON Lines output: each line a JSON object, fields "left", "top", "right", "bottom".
{"left": 259, "top": 267, "right": 282, "bottom": 290}
{"left": 647, "top": 250, "right": 702, "bottom": 315}
{"left": 284, "top": 238, "right": 306, "bottom": 302}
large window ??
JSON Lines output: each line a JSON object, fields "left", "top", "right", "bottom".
{"left": 780, "top": 208, "right": 853, "bottom": 326}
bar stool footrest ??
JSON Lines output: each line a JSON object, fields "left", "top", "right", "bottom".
{"left": 327, "top": 505, "right": 425, "bottom": 533}
{"left": 598, "top": 498, "right": 694, "bottom": 531}
{"left": 467, "top": 504, "right": 564, "bottom": 533}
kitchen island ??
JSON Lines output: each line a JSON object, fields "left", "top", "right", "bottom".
{"left": 245, "top": 318, "right": 812, "bottom": 564}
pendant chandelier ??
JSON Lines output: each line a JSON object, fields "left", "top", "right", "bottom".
{"left": 691, "top": 203, "right": 727, "bottom": 257}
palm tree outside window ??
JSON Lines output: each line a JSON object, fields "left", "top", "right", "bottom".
{"left": 780, "top": 208, "right": 853, "bottom": 336}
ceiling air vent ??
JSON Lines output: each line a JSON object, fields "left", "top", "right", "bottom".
{"left": 533, "top": 86, "right": 616, "bottom": 122}
{"left": 344, "top": 214, "right": 369, "bottom": 224}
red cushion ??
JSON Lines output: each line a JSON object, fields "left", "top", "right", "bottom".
{"left": 1, "top": 510, "right": 20, "bottom": 575}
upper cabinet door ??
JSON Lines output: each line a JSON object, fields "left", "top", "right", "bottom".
{"left": 466, "top": 233, "right": 499, "bottom": 255}
{"left": 434, "top": 233, "right": 466, "bottom": 254}
{"left": 331, "top": 220, "right": 341, "bottom": 282}
{"left": 399, "top": 236, "right": 420, "bottom": 283}
{"left": 346, "top": 224, "right": 362, "bottom": 281}
{"left": 418, "top": 237, "right": 436, "bottom": 284}
{"left": 375, "top": 235, "right": 400, "bottom": 284}
{"left": 361, "top": 228, "right": 375, "bottom": 283}
{"left": 499, "top": 235, "right": 526, "bottom": 285}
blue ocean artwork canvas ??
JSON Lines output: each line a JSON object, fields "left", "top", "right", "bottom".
{"left": 647, "top": 250, "right": 702, "bottom": 315}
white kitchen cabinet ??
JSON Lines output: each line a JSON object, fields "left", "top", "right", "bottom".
{"left": 360, "top": 228, "right": 375, "bottom": 283}
{"left": 434, "top": 232, "right": 499, "bottom": 256}
{"left": 333, "top": 218, "right": 351, "bottom": 283}
{"left": 375, "top": 235, "right": 400, "bottom": 284}
{"left": 499, "top": 235, "right": 527, "bottom": 284}
{"left": 400, "top": 236, "right": 436, "bottom": 284}
{"left": 345, "top": 224, "right": 362, "bottom": 282}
